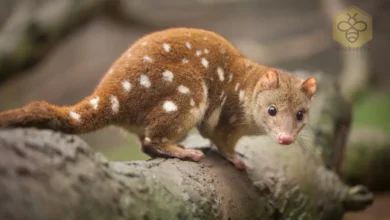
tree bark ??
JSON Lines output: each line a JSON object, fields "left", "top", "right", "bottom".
{"left": 0, "top": 128, "right": 372, "bottom": 220}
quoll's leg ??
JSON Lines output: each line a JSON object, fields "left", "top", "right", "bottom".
{"left": 141, "top": 100, "right": 205, "bottom": 162}
{"left": 142, "top": 139, "right": 204, "bottom": 161}
{"left": 210, "top": 134, "right": 247, "bottom": 170}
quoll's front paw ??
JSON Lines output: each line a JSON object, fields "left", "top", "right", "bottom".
{"left": 229, "top": 156, "right": 247, "bottom": 170}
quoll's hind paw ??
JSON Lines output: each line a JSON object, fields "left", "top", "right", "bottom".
{"left": 142, "top": 142, "right": 204, "bottom": 162}
{"left": 174, "top": 149, "right": 204, "bottom": 162}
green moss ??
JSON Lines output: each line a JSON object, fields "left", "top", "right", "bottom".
{"left": 103, "top": 139, "right": 149, "bottom": 161}
{"left": 352, "top": 90, "right": 390, "bottom": 133}
{"left": 343, "top": 142, "right": 373, "bottom": 184}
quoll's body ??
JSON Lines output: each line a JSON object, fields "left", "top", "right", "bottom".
{"left": 0, "top": 28, "right": 316, "bottom": 169}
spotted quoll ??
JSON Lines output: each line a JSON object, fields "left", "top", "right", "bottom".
{"left": 0, "top": 28, "right": 317, "bottom": 169}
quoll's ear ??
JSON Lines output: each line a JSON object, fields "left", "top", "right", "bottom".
{"left": 301, "top": 77, "right": 317, "bottom": 99}
{"left": 259, "top": 68, "right": 279, "bottom": 89}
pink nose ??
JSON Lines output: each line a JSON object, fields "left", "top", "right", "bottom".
{"left": 278, "top": 135, "right": 294, "bottom": 145}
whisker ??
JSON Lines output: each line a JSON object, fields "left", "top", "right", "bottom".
{"left": 304, "top": 124, "right": 319, "bottom": 130}
{"left": 295, "top": 134, "right": 319, "bottom": 162}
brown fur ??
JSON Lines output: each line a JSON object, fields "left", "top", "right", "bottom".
{"left": 0, "top": 28, "right": 316, "bottom": 169}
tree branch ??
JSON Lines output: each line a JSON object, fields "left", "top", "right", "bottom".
{"left": 0, "top": 0, "right": 109, "bottom": 80}
{"left": 0, "top": 128, "right": 372, "bottom": 220}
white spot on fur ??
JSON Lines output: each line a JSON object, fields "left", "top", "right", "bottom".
{"left": 162, "top": 138, "right": 169, "bottom": 143}
{"left": 207, "top": 107, "right": 221, "bottom": 131}
{"left": 235, "top": 83, "right": 240, "bottom": 92}
{"left": 143, "top": 56, "right": 153, "bottom": 63}
{"left": 108, "top": 68, "right": 113, "bottom": 74}
{"left": 162, "top": 70, "right": 174, "bottom": 82}
{"left": 188, "top": 89, "right": 208, "bottom": 131}
{"left": 89, "top": 97, "right": 100, "bottom": 110}
{"left": 245, "top": 60, "right": 251, "bottom": 67}
{"left": 140, "top": 74, "right": 151, "bottom": 88}
{"left": 190, "top": 102, "right": 207, "bottom": 126}
{"left": 122, "top": 81, "right": 131, "bottom": 92}
{"left": 110, "top": 95, "right": 120, "bottom": 113}
{"left": 163, "top": 43, "right": 170, "bottom": 52}
{"left": 229, "top": 115, "right": 237, "bottom": 124}
{"left": 219, "top": 91, "right": 225, "bottom": 99}
{"left": 228, "top": 73, "right": 233, "bottom": 83}
{"left": 144, "top": 137, "right": 151, "bottom": 143}
{"left": 221, "top": 96, "right": 227, "bottom": 107}
{"left": 177, "top": 127, "right": 184, "bottom": 133}
{"left": 217, "top": 67, "right": 224, "bottom": 81}
{"left": 141, "top": 41, "right": 147, "bottom": 46}
{"left": 201, "top": 58, "right": 208, "bottom": 68}
{"left": 182, "top": 58, "right": 189, "bottom": 64}
{"left": 127, "top": 53, "right": 132, "bottom": 58}
{"left": 196, "top": 50, "right": 202, "bottom": 56}
{"left": 204, "top": 48, "right": 209, "bottom": 54}
{"left": 163, "top": 101, "right": 178, "bottom": 112}
{"left": 239, "top": 90, "right": 245, "bottom": 102}
{"left": 178, "top": 85, "right": 190, "bottom": 94}
{"left": 202, "top": 82, "right": 208, "bottom": 103}
{"left": 198, "top": 102, "right": 207, "bottom": 117}
{"left": 69, "top": 111, "right": 80, "bottom": 121}
{"left": 185, "top": 41, "right": 192, "bottom": 49}
{"left": 190, "top": 98, "right": 195, "bottom": 106}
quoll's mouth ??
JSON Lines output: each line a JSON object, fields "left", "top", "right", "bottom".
{"left": 278, "top": 140, "right": 294, "bottom": 145}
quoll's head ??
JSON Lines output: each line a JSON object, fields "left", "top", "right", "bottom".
{"left": 253, "top": 68, "right": 317, "bottom": 145}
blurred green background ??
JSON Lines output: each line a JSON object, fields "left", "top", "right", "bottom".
{"left": 352, "top": 92, "right": 390, "bottom": 134}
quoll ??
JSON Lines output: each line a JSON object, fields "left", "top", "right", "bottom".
{"left": 0, "top": 28, "right": 317, "bottom": 169}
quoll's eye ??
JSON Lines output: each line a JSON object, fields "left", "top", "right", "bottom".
{"left": 268, "top": 106, "right": 277, "bottom": 116}
{"left": 296, "top": 111, "right": 304, "bottom": 121}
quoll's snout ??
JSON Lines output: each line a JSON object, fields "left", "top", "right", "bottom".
{"left": 278, "top": 134, "right": 294, "bottom": 145}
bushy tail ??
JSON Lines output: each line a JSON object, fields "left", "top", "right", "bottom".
{"left": 0, "top": 95, "right": 116, "bottom": 134}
